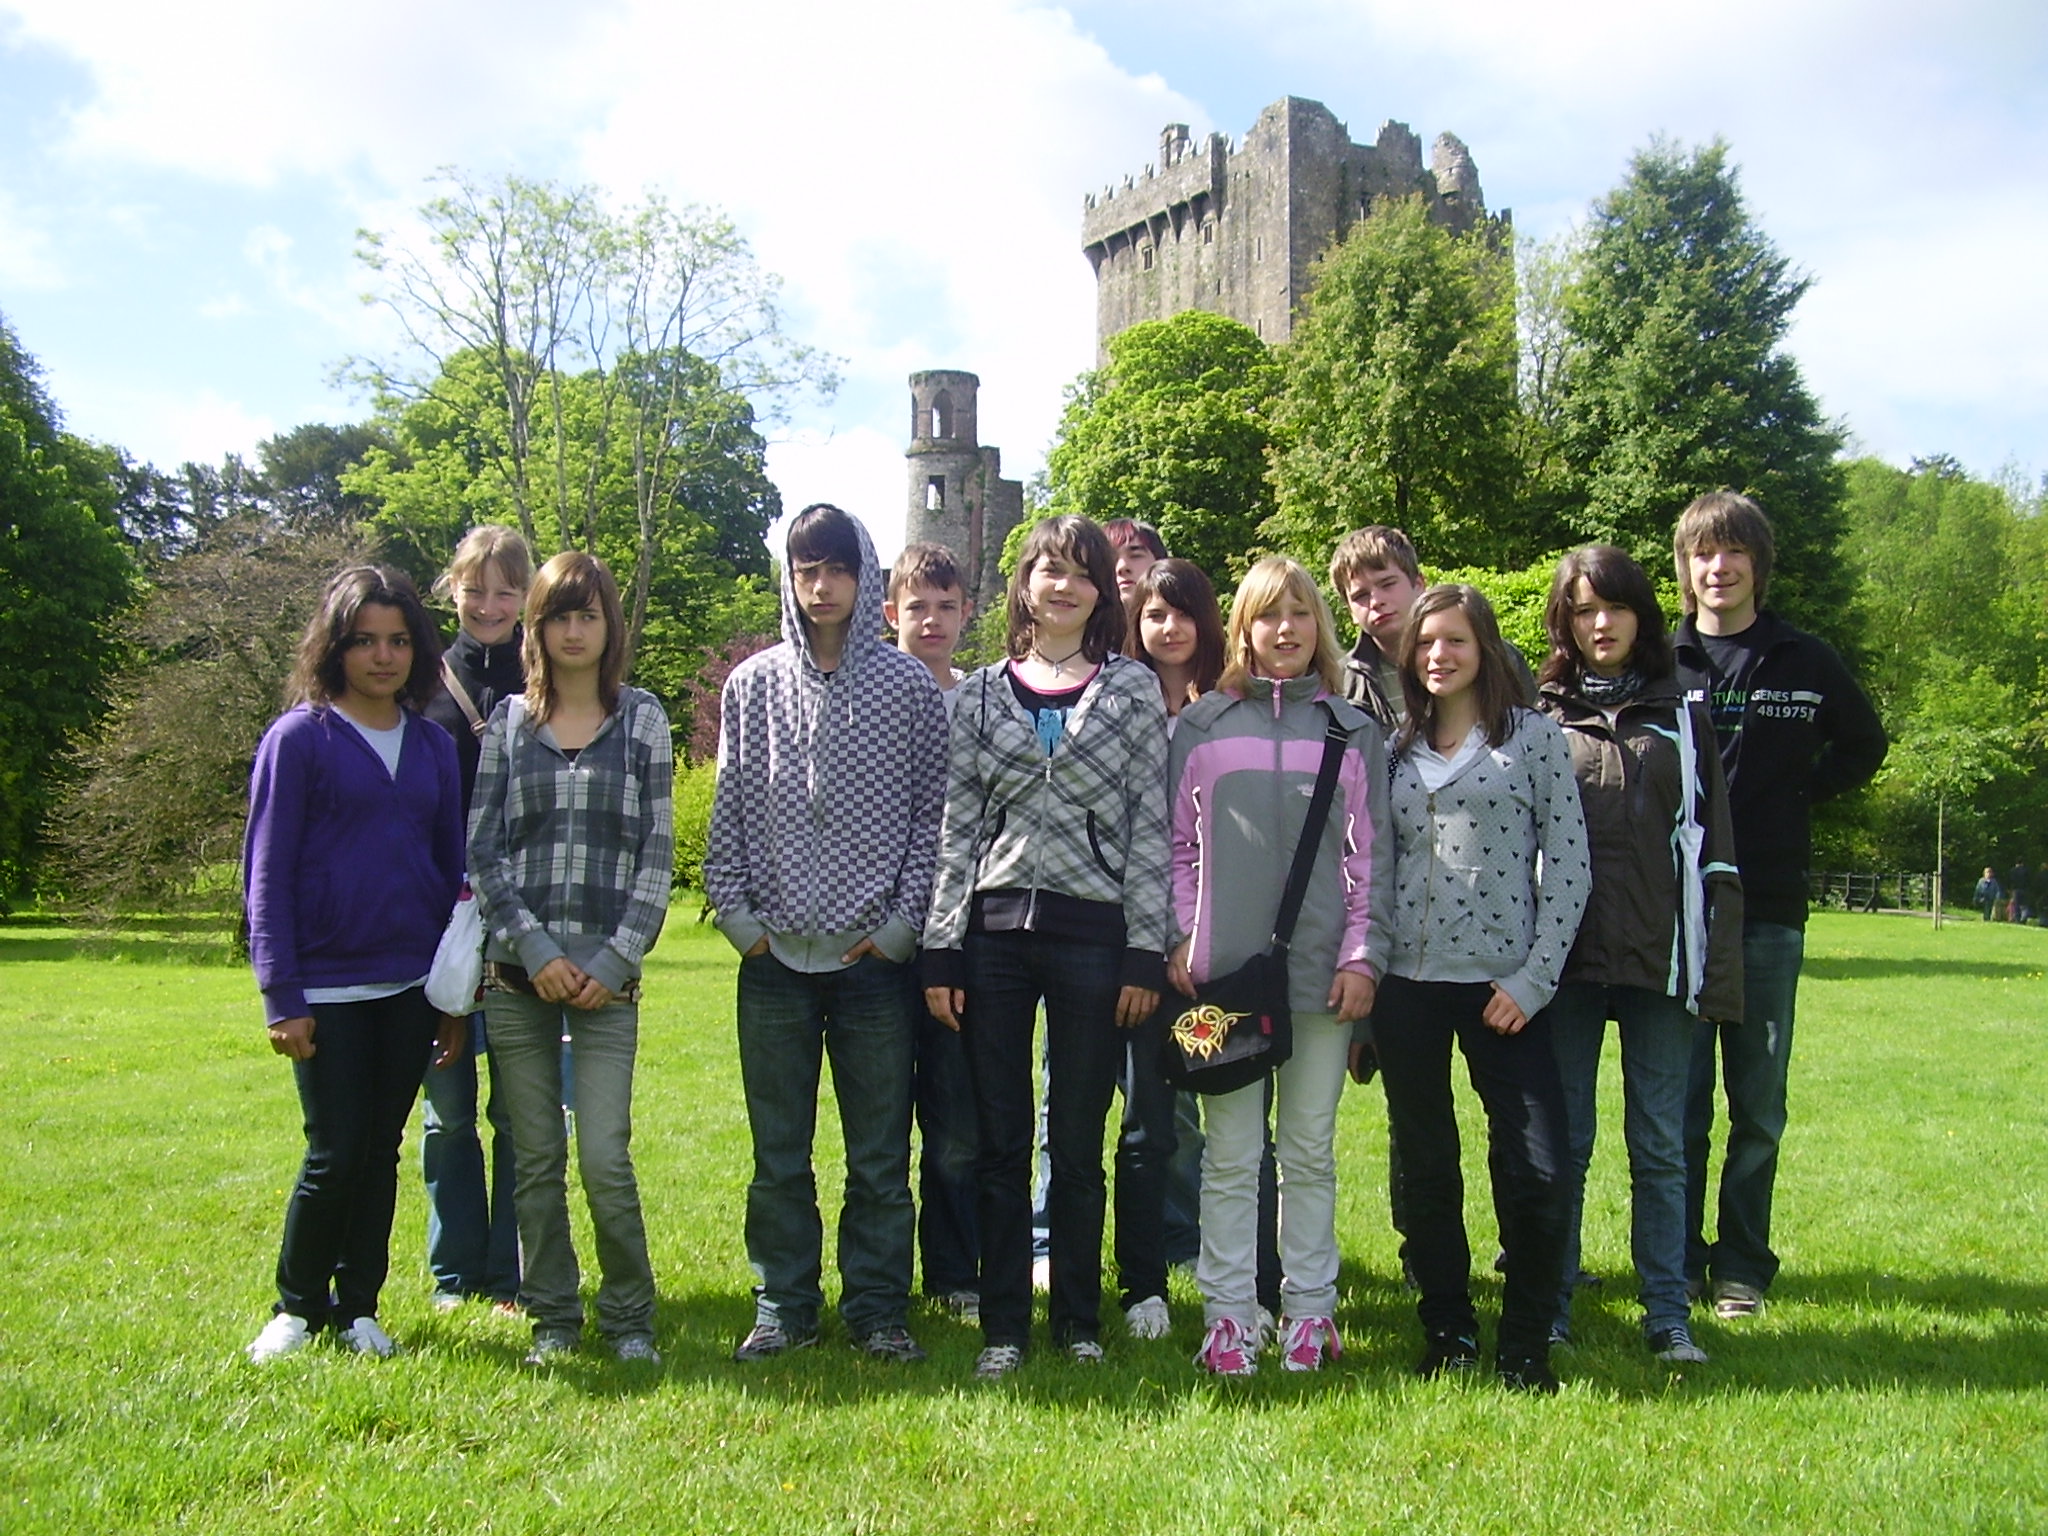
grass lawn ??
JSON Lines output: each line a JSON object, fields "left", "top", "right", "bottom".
{"left": 2, "top": 908, "right": 2044, "bottom": 1533}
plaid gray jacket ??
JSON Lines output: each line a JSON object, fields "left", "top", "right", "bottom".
{"left": 922, "top": 655, "right": 1171, "bottom": 988}
{"left": 468, "top": 687, "right": 675, "bottom": 996}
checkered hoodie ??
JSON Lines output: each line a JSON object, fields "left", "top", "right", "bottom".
{"left": 705, "top": 515, "right": 948, "bottom": 963}
{"left": 468, "top": 686, "right": 676, "bottom": 996}
{"left": 921, "top": 655, "right": 1172, "bottom": 990}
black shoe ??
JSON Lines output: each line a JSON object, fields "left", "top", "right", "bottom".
{"left": 1416, "top": 1332, "right": 1481, "bottom": 1378}
{"left": 1496, "top": 1353, "right": 1561, "bottom": 1395}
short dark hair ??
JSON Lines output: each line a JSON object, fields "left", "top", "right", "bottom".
{"left": 1005, "top": 515, "right": 1124, "bottom": 664}
{"left": 889, "top": 542, "right": 966, "bottom": 606}
{"left": 1673, "top": 491, "right": 1775, "bottom": 614}
{"left": 289, "top": 564, "right": 442, "bottom": 710}
{"left": 787, "top": 503, "right": 862, "bottom": 573}
{"left": 1125, "top": 558, "right": 1226, "bottom": 701}
{"left": 1540, "top": 545, "right": 1674, "bottom": 687}
{"left": 1329, "top": 524, "right": 1422, "bottom": 592}
{"left": 522, "top": 550, "right": 628, "bottom": 723}
{"left": 1102, "top": 518, "right": 1168, "bottom": 561}
{"left": 1396, "top": 584, "right": 1523, "bottom": 752}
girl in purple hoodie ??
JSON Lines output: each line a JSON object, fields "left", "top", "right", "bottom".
{"left": 243, "top": 565, "right": 463, "bottom": 1363}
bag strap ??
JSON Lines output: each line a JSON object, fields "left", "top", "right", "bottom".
{"left": 1271, "top": 711, "right": 1352, "bottom": 951}
{"left": 441, "top": 656, "right": 487, "bottom": 739}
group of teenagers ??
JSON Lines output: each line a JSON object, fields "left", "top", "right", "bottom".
{"left": 242, "top": 487, "right": 1887, "bottom": 1396}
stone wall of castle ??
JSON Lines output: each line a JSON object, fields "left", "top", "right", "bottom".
{"left": 1081, "top": 96, "right": 1501, "bottom": 355}
{"left": 903, "top": 370, "right": 1022, "bottom": 614}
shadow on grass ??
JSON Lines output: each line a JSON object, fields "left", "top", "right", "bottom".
{"left": 451, "top": 1259, "right": 2048, "bottom": 1405}
{"left": 1802, "top": 955, "right": 2046, "bottom": 981}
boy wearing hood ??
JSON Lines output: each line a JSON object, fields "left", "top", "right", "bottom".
{"left": 707, "top": 504, "right": 950, "bottom": 1362}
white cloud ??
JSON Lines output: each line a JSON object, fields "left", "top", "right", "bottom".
{"left": 0, "top": 186, "right": 64, "bottom": 289}
{"left": 766, "top": 425, "right": 911, "bottom": 563}
{"left": 76, "top": 381, "right": 276, "bottom": 466}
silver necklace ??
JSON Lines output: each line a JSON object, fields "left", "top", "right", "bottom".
{"left": 1030, "top": 642, "right": 1087, "bottom": 678}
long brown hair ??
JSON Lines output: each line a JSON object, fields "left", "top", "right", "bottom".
{"left": 1540, "top": 545, "right": 1674, "bottom": 688}
{"left": 1396, "top": 584, "right": 1522, "bottom": 751}
{"left": 1124, "top": 558, "right": 1225, "bottom": 705}
{"left": 1005, "top": 515, "right": 1123, "bottom": 664}
{"left": 521, "top": 551, "right": 627, "bottom": 724}
{"left": 288, "top": 564, "right": 442, "bottom": 710}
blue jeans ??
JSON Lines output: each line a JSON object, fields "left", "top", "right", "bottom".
{"left": 1685, "top": 920, "right": 1803, "bottom": 1292}
{"left": 275, "top": 988, "right": 437, "bottom": 1327}
{"left": 1373, "top": 975, "right": 1568, "bottom": 1361}
{"left": 1546, "top": 982, "right": 1694, "bottom": 1335}
{"left": 487, "top": 987, "right": 655, "bottom": 1339}
{"left": 737, "top": 952, "right": 916, "bottom": 1338}
{"left": 961, "top": 932, "right": 1123, "bottom": 1349}
{"left": 421, "top": 1012, "right": 520, "bottom": 1300}
{"left": 913, "top": 970, "right": 981, "bottom": 1297}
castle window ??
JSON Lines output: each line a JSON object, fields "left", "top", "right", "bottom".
{"left": 1141, "top": 245, "right": 1154, "bottom": 270}
{"left": 1255, "top": 317, "right": 1264, "bottom": 338}
{"left": 1254, "top": 236, "right": 1263, "bottom": 263}
{"left": 1202, "top": 221, "right": 1213, "bottom": 245}
{"left": 930, "top": 390, "right": 952, "bottom": 439}
{"left": 926, "top": 476, "right": 945, "bottom": 511}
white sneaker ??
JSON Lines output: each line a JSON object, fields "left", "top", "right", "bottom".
{"left": 1125, "top": 1295, "right": 1171, "bottom": 1339}
{"left": 246, "top": 1313, "right": 311, "bottom": 1363}
{"left": 339, "top": 1316, "right": 397, "bottom": 1357}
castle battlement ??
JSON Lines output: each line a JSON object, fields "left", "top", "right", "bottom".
{"left": 1081, "top": 96, "right": 1503, "bottom": 355}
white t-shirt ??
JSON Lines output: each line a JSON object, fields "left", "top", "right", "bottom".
{"left": 1411, "top": 723, "right": 1486, "bottom": 792}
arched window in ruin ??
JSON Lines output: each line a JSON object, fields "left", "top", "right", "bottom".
{"left": 930, "top": 391, "right": 953, "bottom": 440}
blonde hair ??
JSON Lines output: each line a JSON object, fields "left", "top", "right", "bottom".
{"left": 1218, "top": 557, "right": 1345, "bottom": 696}
{"left": 434, "top": 525, "right": 534, "bottom": 603}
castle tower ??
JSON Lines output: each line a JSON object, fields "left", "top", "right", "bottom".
{"left": 905, "top": 370, "right": 1023, "bottom": 614}
{"left": 1081, "top": 96, "right": 1507, "bottom": 356}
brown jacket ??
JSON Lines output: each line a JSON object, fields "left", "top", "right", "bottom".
{"left": 1538, "top": 674, "right": 1744, "bottom": 1022}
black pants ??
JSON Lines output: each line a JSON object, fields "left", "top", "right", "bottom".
{"left": 1372, "top": 975, "right": 1567, "bottom": 1360}
{"left": 276, "top": 988, "right": 438, "bottom": 1326}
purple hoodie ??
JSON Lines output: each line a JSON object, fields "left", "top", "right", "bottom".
{"left": 243, "top": 704, "right": 463, "bottom": 1024}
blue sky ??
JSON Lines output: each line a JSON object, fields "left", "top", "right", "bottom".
{"left": 3, "top": 0, "right": 2042, "bottom": 560}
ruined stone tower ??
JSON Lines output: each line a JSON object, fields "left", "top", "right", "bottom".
{"left": 904, "top": 370, "right": 1023, "bottom": 614}
{"left": 1082, "top": 96, "right": 1505, "bottom": 355}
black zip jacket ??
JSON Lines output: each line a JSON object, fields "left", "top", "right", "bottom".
{"left": 1674, "top": 611, "right": 1887, "bottom": 929}
{"left": 421, "top": 626, "right": 527, "bottom": 818}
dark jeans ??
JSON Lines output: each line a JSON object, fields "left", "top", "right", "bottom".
{"left": 737, "top": 952, "right": 916, "bottom": 1337}
{"left": 421, "top": 1012, "right": 520, "bottom": 1300}
{"left": 1373, "top": 975, "right": 1568, "bottom": 1360}
{"left": 961, "top": 931, "right": 1123, "bottom": 1349}
{"left": 275, "top": 988, "right": 438, "bottom": 1327}
{"left": 1685, "top": 920, "right": 1804, "bottom": 1292}
{"left": 1113, "top": 1016, "right": 1177, "bottom": 1307}
{"left": 914, "top": 982, "right": 981, "bottom": 1297}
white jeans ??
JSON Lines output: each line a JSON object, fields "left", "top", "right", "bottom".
{"left": 1197, "top": 1011, "right": 1351, "bottom": 1325}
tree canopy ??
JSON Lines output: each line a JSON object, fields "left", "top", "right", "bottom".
{"left": 0, "top": 315, "right": 134, "bottom": 900}
{"left": 1040, "top": 310, "right": 1279, "bottom": 583}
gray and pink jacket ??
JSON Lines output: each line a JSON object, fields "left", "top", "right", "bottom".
{"left": 1168, "top": 676, "right": 1391, "bottom": 1012}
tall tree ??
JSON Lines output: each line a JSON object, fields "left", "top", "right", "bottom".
{"left": 1265, "top": 194, "right": 1529, "bottom": 571}
{"left": 0, "top": 314, "right": 134, "bottom": 900}
{"left": 1556, "top": 139, "right": 1847, "bottom": 632}
{"left": 1039, "top": 310, "right": 1278, "bottom": 582}
{"left": 351, "top": 170, "right": 835, "bottom": 651}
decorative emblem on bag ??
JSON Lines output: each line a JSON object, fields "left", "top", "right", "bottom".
{"left": 1171, "top": 1002, "right": 1249, "bottom": 1061}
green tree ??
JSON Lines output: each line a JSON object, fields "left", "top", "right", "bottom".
{"left": 351, "top": 170, "right": 834, "bottom": 653}
{"left": 1266, "top": 194, "right": 1528, "bottom": 571}
{"left": 0, "top": 314, "right": 134, "bottom": 900}
{"left": 1039, "top": 310, "right": 1278, "bottom": 582}
{"left": 1556, "top": 139, "right": 1847, "bottom": 633}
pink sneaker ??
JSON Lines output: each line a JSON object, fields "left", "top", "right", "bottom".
{"left": 1279, "top": 1314, "right": 1342, "bottom": 1372}
{"left": 1194, "top": 1316, "right": 1258, "bottom": 1376}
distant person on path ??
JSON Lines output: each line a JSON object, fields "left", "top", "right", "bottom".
{"left": 1674, "top": 492, "right": 1887, "bottom": 1321}
{"left": 922, "top": 515, "right": 1171, "bottom": 1380}
{"left": 417, "top": 525, "right": 532, "bottom": 1314}
{"left": 243, "top": 565, "right": 464, "bottom": 1363}
{"left": 2007, "top": 861, "right": 2033, "bottom": 925}
{"left": 884, "top": 542, "right": 980, "bottom": 1325}
{"left": 1372, "top": 584, "right": 1590, "bottom": 1394}
{"left": 1973, "top": 867, "right": 2001, "bottom": 921}
{"left": 469, "top": 551, "right": 674, "bottom": 1367}
{"left": 709, "top": 506, "right": 947, "bottom": 1364}
{"left": 1535, "top": 546, "right": 1743, "bottom": 1366}
{"left": 1168, "top": 558, "right": 1389, "bottom": 1375}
